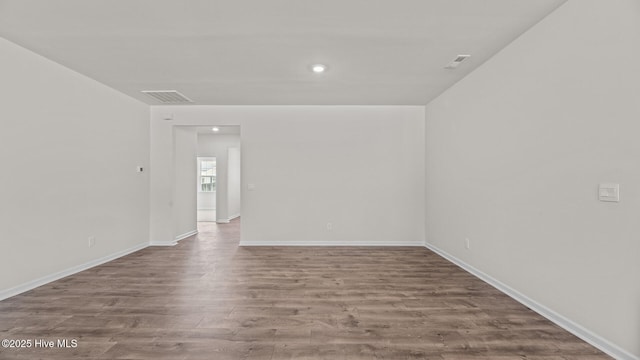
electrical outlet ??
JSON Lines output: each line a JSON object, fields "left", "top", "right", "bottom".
{"left": 88, "top": 236, "right": 96, "bottom": 248}
{"left": 326, "top": 222, "right": 333, "bottom": 231}
{"left": 465, "top": 238, "right": 470, "bottom": 250}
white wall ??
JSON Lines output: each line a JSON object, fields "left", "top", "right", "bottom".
{"left": 151, "top": 106, "right": 424, "bottom": 246}
{"left": 424, "top": 1, "right": 640, "bottom": 358}
{"left": 197, "top": 133, "right": 241, "bottom": 222}
{"left": 228, "top": 147, "right": 241, "bottom": 219}
{"left": 0, "top": 38, "right": 150, "bottom": 295}
{"left": 173, "top": 127, "right": 197, "bottom": 239}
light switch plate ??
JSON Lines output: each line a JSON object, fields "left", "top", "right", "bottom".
{"left": 598, "top": 183, "right": 619, "bottom": 202}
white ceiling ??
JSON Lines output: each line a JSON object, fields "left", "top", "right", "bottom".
{"left": 0, "top": 0, "right": 566, "bottom": 106}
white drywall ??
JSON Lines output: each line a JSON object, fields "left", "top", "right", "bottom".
{"left": 197, "top": 133, "right": 241, "bottom": 222}
{"left": 0, "top": 38, "right": 150, "bottom": 294}
{"left": 151, "top": 106, "right": 425, "bottom": 246}
{"left": 425, "top": 1, "right": 639, "bottom": 358}
{"left": 196, "top": 191, "right": 216, "bottom": 210}
{"left": 228, "top": 147, "right": 241, "bottom": 219}
{"left": 173, "top": 127, "right": 198, "bottom": 240}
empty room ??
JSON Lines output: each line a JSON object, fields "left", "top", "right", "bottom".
{"left": 0, "top": 1, "right": 638, "bottom": 359}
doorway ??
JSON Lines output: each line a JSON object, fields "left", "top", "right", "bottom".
{"left": 195, "top": 125, "right": 241, "bottom": 224}
{"left": 171, "top": 125, "right": 241, "bottom": 244}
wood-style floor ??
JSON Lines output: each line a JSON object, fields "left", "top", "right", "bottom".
{"left": 0, "top": 219, "right": 610, "bottom": 359}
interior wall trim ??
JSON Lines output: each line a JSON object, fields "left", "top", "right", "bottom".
{"left": 175, "top": 230, "right": 198, "bottom": 242}
{"left": 0, "top": 242, "right": 148, "bottom": 301}
{"left": 149, "top": 241, "right": 177, "bottom": 247}
{"left": 239, "top": 240, "right": 423, "bottom": 247}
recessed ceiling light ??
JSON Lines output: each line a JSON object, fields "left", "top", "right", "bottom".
{"left": 212, "top": 127, "right": 220, "bottom": 132}
{"left": 311, "top": 64, "right": 327, "bottom": 73}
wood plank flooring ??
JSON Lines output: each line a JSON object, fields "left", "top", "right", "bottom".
{"left": 0, "top": 219, "right": 610, "bottom": 359}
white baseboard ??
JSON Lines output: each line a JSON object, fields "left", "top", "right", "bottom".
{"left": 175, "top": 230, "right": 198, "bottom": 241}
{"left": 0, "top": 242, "right": 148, "bottom": 301}
{"left": 149, "top": 240, "right": 177, "bottom": 246}
{"left": 239, "top": 240, "right": 423, "bottom": 247}
{"left": 216, "top": 214, "right": 241, "bottom": 224}
{"left": 425, "top": 242, "right": 637, "bottom": 360}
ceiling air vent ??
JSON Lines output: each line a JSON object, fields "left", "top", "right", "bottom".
{"left": 445, "top": 54, "right": 471, "bottom": 69}
{"left": 141, "top": 90, "right": 194, "bottom": 103}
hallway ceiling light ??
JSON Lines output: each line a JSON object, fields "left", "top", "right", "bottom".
{"left": 311, "top": 64, "right": 327, "bottom": 73}
{"left": 212, "top": 127, "right": 220, "bottom": 132}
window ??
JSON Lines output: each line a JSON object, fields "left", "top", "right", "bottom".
{"left": 200, "top": 160, "right": 216, "bottom": 192}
